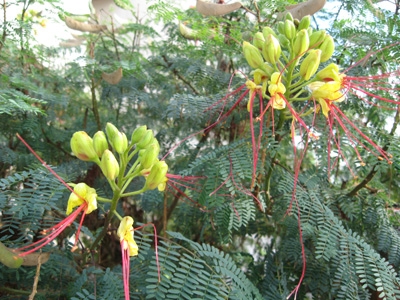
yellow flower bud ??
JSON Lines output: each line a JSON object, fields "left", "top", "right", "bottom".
{"left": 262, "top": 34, "right": 281, "bottom": 65}
{"left": 300, "top": 49, "right": 321, "bottom": 80}
{"left": 309, "top": 30, "right": 326, "bottom": 48}
{"left": 277, "top": 34, "right": 290, "bottom": 48}
{"left": 106, "top": 123, "right": 119, "bottom": 148}
{"left": 319, "top": 35, "right": 335, "bottom": 62}
{"left": 70, "top": 131, "right": 98, "bottom": 162}
{"left": 131, "top": 125, "right": 147, "bottom": 144}
{"left": 243, "top": 41, "right": 264, "bottom": 69}
{"left": 262, "top": 26, "right": 277, "bottom": 39}
{"left": 137, "top": 130, "right": 154, "bottom": 150}
{"left": 113, "top": 132, "right": 128, "bottom": 154}
{"left": 101, "top": 149, "right": 120, "bottom": 180}
{"left": 141, "top": 144, "right": 159, "bottom": 170}
{"left": 293, "top": 29, "right": 309, "bottom": 58}
{"left": 285, "top": 12, "right": 294, "bottom": 21}
{"left": 298, "top": 15, "right": 311, "bottom": 31}
{"left": 284, "top": 20, "right": 296, "bottom": 40}
{"left": 93, "top": 131, "right": 108, "bottom": 158}
{"left": 253, "top": 32, "right": 264, "bottom": 51}
{"left": 145, "top": 161, "right": 168, "bottom": 190}
{"left": 277, "top": 21, "right": 285, "bottom": 35}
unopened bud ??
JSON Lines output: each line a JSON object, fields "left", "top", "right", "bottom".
{"left": 243, "top": 41, "right": 264, "bottom": 69}
{"left": 71, "top": 131, "right": 98, "bottom": 162}
{"left": 293, "top": 29, "right": 309, "bottom": 58}
{"left": 294, "top": 19, "right": 300, "bottom": 27}
{"left": 284, "top": 20, "right": 296, "bottom": 40}
{"left": 136, "top": 130, "right": 154, "bottom": 150}
{"left": 131, "top": 125, "right": 147, "bottom": 144}
{"left": 106, "top": 123, "right": 119, "bottom": 147}
{"left": 309, "top": 30, "right": 326, "bottom": 48}
{"left": 285, "top": 12, "right": 294, "bottom": 21}
{"left": 307, "top": 27, "right": 313, "bottom": 36}
{"left": 113, "top": 132, "right": 128, "bottom": 154}
{"left": 262, "top": 26, "right": 277, "bottom": 39}
{"left": 141, "top": 144, "right": 159, "bottom": 170}
{"left": 298, "top": 15, "right": 310, "bottom": 31}
{"left": 277, "top": 21, "right": 285, "bottom": 35}
{"left": 277, "top": 34, "right": 290, "bottom": 48}
{"left": 300, "top": 49, "right": 321, "bottom": 80}
{"left": 262, "top": 34, "right": 281, "bottom": 65}
{"left": 145, "top": 161, "right": 168, "bottom": 190}
{"left": 253, "top": 32, "right": 264, "bottom": 50}
{"left": 93, "top": 131, "right": 108, "bottom": 158}
{"left": 319, "top": 35, "right": 334, "bottom": 62}
{"left": 101, "top": 149, "right": 120, "bottom": 180}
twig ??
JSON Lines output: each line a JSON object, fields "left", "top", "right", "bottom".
{"left": 163, "top": 191, "right": 167, "bottom": 238}
{"left": 347, "top": 105, "right": 400, "bottom": 197}
{"left": 29, "top": 252, "right": 42, "bottom": 300}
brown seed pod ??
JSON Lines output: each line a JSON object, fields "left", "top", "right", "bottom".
{"left": 59, "top": 39, "right": 84, "bottom": 47}
{"left": 102, "top": 67, "right": 123, "bottom": 85}
{"left": 279, "top": 0, "right": 327, "bottom": 20}
{"left": 196, "top": 0, "right": 242, "bottom": 16}
{"left": 65, "top": 16, "right": 107, "bottom": 33}
{"left": 179, "top": 21, "right": 215, "bottom": 41}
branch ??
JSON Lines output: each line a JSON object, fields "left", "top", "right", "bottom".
{"left": 162, "top": 56, "right": 201, "bottom": 95}
{"left": 347, "top": 106, "right": 400, "bottom": 197}
{"left": 0, "top": 0, "right": 6, "bottom": 53}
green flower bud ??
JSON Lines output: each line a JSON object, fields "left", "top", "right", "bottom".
{"left": 113, "top": 132, "right": 128, "bottom": 154}
{"left": 260, "top": 62, "right": 274, "bottom": 77}
{"left": 319, "top": 35, "right": 335, "bottom": 62}
{"left": 277, "top": 21, "right": 285, "bottom": 35}
{"left": 307, "top": 27, "right": 313, "bottom": 37}
{"left": 298, "top": 15, "right": 311, "bottom": 31}
{"left": 71, "top": 131, "right": 98, "bottom": 162}
{"left": 101, "top": 149, "right": 120, "bottom": 180}
{"left": 285, "top": 12, "right": 294, "bottom": 21}
{"left": 106, "top": 123, "right": 119, "bottom": 143}
{"left": 145, "top": 161, "right": 168, "bottom": 190}
{"left": 294, "top": 19, "right": 300, "bottom": 27}
{"left": 131, "top": 125, "right": 147, "bottom": 144}
{"left": 93, "top": 131, "right": 108, "bottom": 158}
{"left": 141, "top": 144, "right": 159, "bottom": 170}
{"left": 300, "top": 49, "right": 321, "bottom": 80}
{"left": 262, "top": 34, "right": 281, "bottom": 65}
{"left": 243, "top": 41, "right": 264, "bottom": 69}
{"left": 278, "top": 34, "right": 290, "bottom": 48}
{"left": 136, "top": 130, "right": 154, "bottom": 150}
{"left": 253, "top": 32, "right": 265, "bottom": 51}
{"left": 150, "top": 138, "right": 160, "bottom": 153}
{"left": 262, "top": 26, "right": 277, "bottom": 39}
{"left": 309, "top": 30, "right": 326, "bottom": 48}
{"left": 284, "top": 20, "right": 296, "bottom": 40}
{"left": 293, "top": 29, "right": 309, "bottom": 58}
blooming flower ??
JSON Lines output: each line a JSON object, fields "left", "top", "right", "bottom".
{"left": 117, "top": 217, "right": 160, "bottom": 300}
{"left": 117, "top": 217, "right": 138, "bottom": 300}
{"left": 14, "top": 134, "right": 98, "bottom": 257}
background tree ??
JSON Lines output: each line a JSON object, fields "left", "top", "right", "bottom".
{"left": 1, "top": 0, "right": 400, "bottom": 299}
